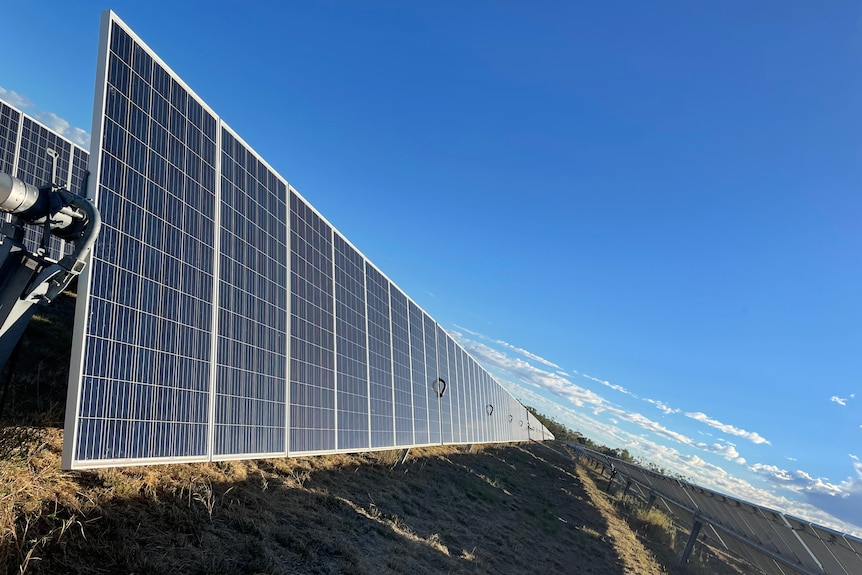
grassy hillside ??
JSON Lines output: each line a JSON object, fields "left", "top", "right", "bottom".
{"left": 1, "top": 427, "right": 752, "bottom": 575}
{"left": 0, "top": 296, "right": 751, "bottom": 574}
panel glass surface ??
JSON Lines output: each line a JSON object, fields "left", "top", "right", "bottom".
{"left": 289, "top": 191, "right": 335, "bottom": 453}
{"left": 17, "top": 117, "right": 73, "bottom": 190}
{"left": 453, "top": 345, "right": 467, "bottom": 443}
{"left": 214, "top": 129, "right": 288, "bottom": 456}
{"left": 407, "top": 301, "right": 429, "bottom": 445}
{"left": 0, "top": 101, "right": 21, "bottom": 175}
{"left": 72, "top": 20, "right": 215, "bottom": 463}
{"left": 389, "top": 285, "right": 414, "bottom": 446}
{"left": 444, "top": 335, "right": 460, "bottom": 443}
{"left": 471, "top": 359, "right": 483, "bottom": 443}
{"left": 365, "top": 263, "right": 394, "bottom": 448}
{"left": 423, "top": 313, "right": 440, "bottom": 444}
{"left": 334, "top": 233, "right": 369, "bottom": 451}
{"left": 436, "top": 325, "right": 452, "bottom": 443}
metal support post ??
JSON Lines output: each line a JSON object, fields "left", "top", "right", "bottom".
{"left": 678, "top": 518, "right": 703, "bottom": 570}
{"left": 646, "top": 494, "right": 656, "bottom": 511}
{"left": 395, "top": 447, "right": 410, "bottom": 467}
{"left": 622, "top": 480, "right": 632, "bottom": 498}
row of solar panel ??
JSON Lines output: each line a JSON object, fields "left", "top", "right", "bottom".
{"left": 575, "top": 447, "right": 862, "bottom": 575}
{"left": 60, "top": 12, "right": 552, "bottom": 469}
{"left": 0, "top": 100, "right": 89, "bottom": 258}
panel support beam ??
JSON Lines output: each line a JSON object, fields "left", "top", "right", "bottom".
{"left": 678, "top": 518, "right": 703, "bottom": 570}
{"left": 395, "top": 447, "right": 410, "bottom": 467}
{"left": 646, "top": 494, "right": 656, "bottom": 511}
{"left": 621, "top": 480, "right": 633, "bottom": 498}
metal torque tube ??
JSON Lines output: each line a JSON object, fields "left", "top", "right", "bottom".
{"left": 0, "top": 163, "right": 101, "bottom": 372}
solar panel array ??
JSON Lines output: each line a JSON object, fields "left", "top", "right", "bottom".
{"left": 0, "top": 99, "right": 89, "bottom": 258}
{"left": 61, "top": 11, "right": 552, "bottom": 469}
{"left": 572, "top": 446, "right": 862, "bottom": 575}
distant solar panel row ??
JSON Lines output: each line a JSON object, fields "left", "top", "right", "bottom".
{"left": 574, "top": 447, "right": 862, "bottom": 575}
{"left": 0, "top": 99, "right": 89, "bottom": 259}
{"left": 61, "top": 11, "right": 552, "bottom": 469}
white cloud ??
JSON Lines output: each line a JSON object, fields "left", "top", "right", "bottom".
{"left": 577, "top": 372, "right": 638, "bottom": 398}
{"left": 452, "top": 325, "right": 561, "bottom": 370}
{"left": 34, "top": 112, "right": 90, "bottom": 148}
{"left": 456, "top": 336, "right": 608, "bottom": 410}
{"left": 493, "top": 338, "right": 560, "bottom": 369}
{"left": 610, "top": 409, "right": 694, "bottom": 445}
{"left": 748, "top": 462, "right": 847, "bottom": 497}
{"left": 0, "top": 86, "right": 33, "bottom": 109}
{"left": 0, "top": 88, "right": 90, "bottom": 148}
{"left": 749, "top": 463, "right": 796, "bottom": 482}
{"left": 831, "top": 395, "right": 852, "bottom": 406}
{"left": 685, "top": 411, "right": 771, "bottom": 445}
{"left": 645, "top": 398, "right": 680, "bottom": 415}
{"left": 450, "top": 329, "right": 862, "bottom": 535}
{"left": 452, "top": 324, "right": 484, "bottom": 338}
{"left": 696, "top": 441, "right": 741, "bottom": 461}
{"left": 453, "top": 332, "right": 704, "bottom": 449}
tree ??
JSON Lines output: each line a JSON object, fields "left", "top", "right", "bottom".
{"left": 525, "top": 406, "right": 635, "bottom": 463}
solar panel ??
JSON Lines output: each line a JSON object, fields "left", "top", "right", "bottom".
{"left": 365, "top": 262, "right": 394, "bottom": 448}
{"left": 62, "top": 10, "right": 553, "bottom": 470}
{"left": 408, "top": 299, "right": 429, "bottom": 445}
{"left": 64, "top": 16, "right": 217, "bottom": 465}
{"left": 0, "top": 99, "right": 89, "bottom": 259}
{"left": 289, "top": 189, "right": 336, "bottom": 454}
{"left": 388, "top": 285, "right": 413, "bottom": 446}
{"left": 0, "top": 102, "right": 19, "bottom": 175}
{"left": 214, "top": 126, "right": 288, "bottom": 458}
{"left": 581, "top": 448, "right": 862, "bottom": 575}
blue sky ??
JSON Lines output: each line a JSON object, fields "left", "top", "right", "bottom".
{"left": 2, "top": 1, "right": 860, "bottom": 534}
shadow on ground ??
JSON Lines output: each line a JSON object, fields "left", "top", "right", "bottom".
{"left": 2, "top": 432, "right": 628, "bottom": 575}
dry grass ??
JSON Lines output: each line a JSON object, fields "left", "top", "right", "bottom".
{"left": 0, "top": 427, "right": 754, "bottom": 574}
{"left": 565, "top": 446, "right": 752, "bottom": 575}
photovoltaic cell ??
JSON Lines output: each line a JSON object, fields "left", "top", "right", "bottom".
{"left": 63, "top": 10, "right": 553, "bottom": 470}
